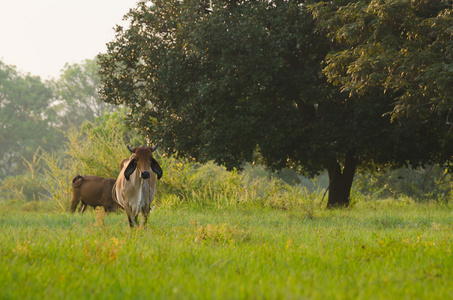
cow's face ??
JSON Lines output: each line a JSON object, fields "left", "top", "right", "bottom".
{"left": 124, "top": 145, "right": 163, "bottom": 181}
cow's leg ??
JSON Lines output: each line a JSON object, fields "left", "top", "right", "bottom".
{"left": 118, "top": 192, "right": 137, "bottom": 228}
{"left": 142, "top": 204, "right": 151, "bottom": 227}
{"left": 127, "top": 216, "right": 135, "bottom": 227}
{"left": 124, "top": 205, "right": 137, "bottom": 228}
{"left": 102, "top": 196, "right": 109, "bottom": 212}
{"left": 70, "top": 195, "right": 80, "bottom": 213}
{"left": 79, "top": 202, "right": 88, "bottom": 213}
{"left": 134, "top": 213, "right": 139, "bottom": 226}
{"left": 104, "top": 202, "right": 114, "bottom": 213}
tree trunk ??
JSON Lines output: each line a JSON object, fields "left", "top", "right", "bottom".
{"left": 326, "top": 152, "right": 357, "bottom": 208}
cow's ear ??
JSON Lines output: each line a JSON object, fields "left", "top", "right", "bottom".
{"left": 124, "top": 159, "right": 137, "bottom": 181}
{"left": 151, "top": 158, "right": 163, "bottom": 180}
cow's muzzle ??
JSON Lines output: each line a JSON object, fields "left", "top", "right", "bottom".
{"left": 141, "top": 171, "right": 150, "bottom": 179}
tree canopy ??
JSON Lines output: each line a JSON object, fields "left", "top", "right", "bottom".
{"left": 51, "top": 58, "right": 115, "bottom": 128}
{"left": 99, "top": 0, "right": 453, "bottom": 207}
{"left": 311, "top": 0, "right": 453, "bottom": 120}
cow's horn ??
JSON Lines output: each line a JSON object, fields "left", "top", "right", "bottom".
{"left": 151, "top": 143, "right": 158, "bottom": 152}
{"left": 127, "top": 145, "right": 134, "bottom": 153}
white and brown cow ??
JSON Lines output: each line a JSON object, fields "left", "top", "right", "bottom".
{"left": 113, "top": 144, "right": 163, "bottom": 227}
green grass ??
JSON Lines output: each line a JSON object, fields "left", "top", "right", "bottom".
{"left": 1, "top": 202, "right": 452, "bottom": 299}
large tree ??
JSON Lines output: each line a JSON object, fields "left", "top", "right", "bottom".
{"left": 0, "top": 60, "right": 60, "bottom": 180}
{"left": 99, "top": 0, "right": 453, "bottom": 207}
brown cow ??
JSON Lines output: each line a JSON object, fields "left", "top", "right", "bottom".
{"left": 71, "top": 175, "right": 122, "bottom": 213}
{"left": 113, "top": 144, "right": 163, "bottom": 227}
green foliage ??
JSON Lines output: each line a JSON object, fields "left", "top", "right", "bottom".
{"left": 0, "top": 58, "right": 116, "bottom": 182}
{"left": 309, "top": 0, "right": 453, "bottom": 171}
{"left": 39, "top": 151, "right": 72, "bottom": 212}
{"left": 158, "top": 158, "right": 244, "bottom": 206}
{"left": 99, "top": 0, "right": 327, "bottom": 172}
{"left": 354, "top": 165, "right": 452, "bottom": 202}
{"left": 50, "top": 58, "right": 115, "bottom": 129}
{"left": 154, "top": 156, "right": 317, "bottom": 213}
{"left": 0, "top": 60, "right": 61, "bottom": 181}
{"left": 310, "top": 0, "right": 453, "bottom": 119}
{"left": 0, "top": 152, "right": 47, "bottom": 202}
{"left": 65, "top": 111, "right": 143, "bottom": 179}
{"left": 1, "top": 204, "right": 453, "bottom": 299}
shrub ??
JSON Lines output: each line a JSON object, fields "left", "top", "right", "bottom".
{"left": 157, "top": 156, "right": 316, "bottom": 213}
{"left": 157, "top": 158, "right": 243, "bottom": 206}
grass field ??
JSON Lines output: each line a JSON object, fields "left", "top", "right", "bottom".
{"left": 1, "top": 201, "right": 452, "bottom": 299}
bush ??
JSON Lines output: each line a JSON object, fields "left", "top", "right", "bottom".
{"left": 157, "top": 158, "right": 243, "bottom": 206}
{"left": 156, "top": 156, "right": 316, "bottom": 214}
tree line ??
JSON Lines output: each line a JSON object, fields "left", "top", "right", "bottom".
{"left": 0, "top": 58, "right": 114, "bottom": 181}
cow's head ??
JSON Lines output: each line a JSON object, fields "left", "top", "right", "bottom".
{"left": 124, "top": 144, "right": 163, "bottom": 181}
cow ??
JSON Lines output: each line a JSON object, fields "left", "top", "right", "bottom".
{"left": 71, "top": 175, "right": 122, "bottom": 213}
{"left": 113, "top": 144, "right": 163, "bottom": 227}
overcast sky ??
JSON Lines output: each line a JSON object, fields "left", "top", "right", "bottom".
{"left": 0, "top": 0, "right": 139, "bottom": 80}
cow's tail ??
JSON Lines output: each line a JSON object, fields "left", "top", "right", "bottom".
{"left": 72, "top": 175, "right": 84, "bottom": 188}
{"left": 70, "top": 175, "right": 84, "bottom": 213}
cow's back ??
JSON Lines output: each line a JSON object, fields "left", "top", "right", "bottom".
{"left": 75, "top": 176, "right": 110, "bottom": 202}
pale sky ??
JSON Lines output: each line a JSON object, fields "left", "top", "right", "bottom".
{"left": 0, "top": 0, "right": 139, "bottom": 80}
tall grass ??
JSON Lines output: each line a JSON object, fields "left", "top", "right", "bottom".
{"left": 154, "top": 156, "right": 316, "bottom": 216}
